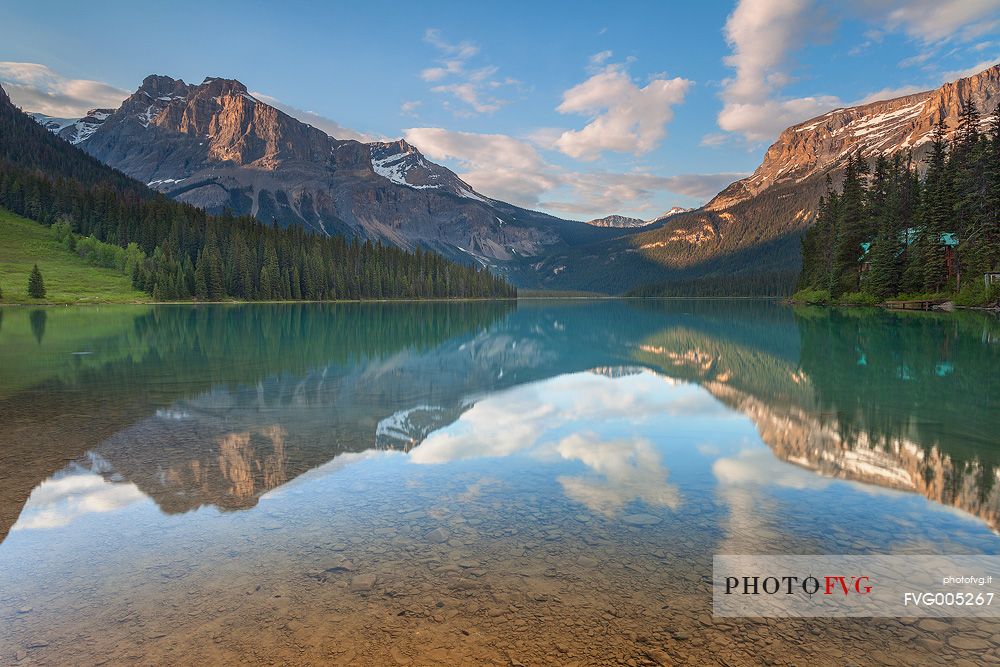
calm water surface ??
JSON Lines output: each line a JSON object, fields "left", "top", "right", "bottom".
{"left": 0, "top": 300, "right": 999, "bottom": 666}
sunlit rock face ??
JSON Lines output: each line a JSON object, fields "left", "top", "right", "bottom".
{"left": 533, "top": 63, "right": 1000, "bottom": 294}
{"left": 34, "top": 74, "right": 619, "bottom": 273}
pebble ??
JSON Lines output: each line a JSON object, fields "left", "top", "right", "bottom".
{"left": 348, "top": 574, "right": 377, "bottom": 593}
{"left": 425, "top": 528, "right": 450, "bottom": 544}
{"left": 324, "top": 559, "right": 355, "bottom": 573}
{"left": 947, "top": 636, "right": 990, "bottom": 650}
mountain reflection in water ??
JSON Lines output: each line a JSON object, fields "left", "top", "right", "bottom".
{"left": 1, "top": 300, "right": 998, "bottom": 539}
{"left": 2, "top": 300, "right": 1000, "bottom": 666}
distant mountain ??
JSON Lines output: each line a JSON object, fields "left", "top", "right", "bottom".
{"left": 32, "top": 109, "right": 116, "bottom": 145}
{"left": 31, "top": 74, "right": 625, "bottom": 278}
{"left": 649, "top": 207, "right": 693, "bottom": 223}
{"left": 584, "top": 208, "right": 692, "bottom": 229}
{"left": 585, "top": 214, "right": 649, "bottom": 228}
{"left": 531, "top": 62, "right": 1000, "bottom": 295}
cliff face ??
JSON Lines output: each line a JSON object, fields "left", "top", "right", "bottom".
{"left": 529, "top": 62, "right": 1000, "bottom": 294}
{"left": 711, "top": 64, "right": 1000, "bottom": 210}
{"left": 58, "top": 75, "right": 616, "bottom": 273}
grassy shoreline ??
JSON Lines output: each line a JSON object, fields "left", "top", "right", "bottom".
{"left": 790, "top": 287, "right": 1000, "bottom": 312}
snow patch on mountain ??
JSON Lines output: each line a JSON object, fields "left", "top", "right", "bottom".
{"left": 370, "top": 146, "right": 439, "bottom": 190}
{"left": 31, "top": 109, "right": 114, "bottom": 145}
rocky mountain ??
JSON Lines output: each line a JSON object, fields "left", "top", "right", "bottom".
{"left": 649, "top": 207, "right": 693, "bottom": 223}
{"left": 31, "top": 109, "right": 116, "bottom": 145}
{"left": 712, "top": 64, "right": 1000, "bottom": 210}
{"left": 30, "top": 74, "right": 624, "bottom": 278}
{"left": 585, "top": 214, "right": 650, "bottom": 228}
{"left": 532, "top": 62, "right": 1000, "bottom": 295}
{"left": 584, "top": 208, "right": 692, "bottom": 229}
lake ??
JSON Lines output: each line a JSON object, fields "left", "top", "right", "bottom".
{"left": 0, "top": 300, "right": 998, "bottom": 666}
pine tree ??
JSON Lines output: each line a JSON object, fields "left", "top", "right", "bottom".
{"left": 986, "top": 104, "right": 1000, "bottom": 271}
{"left": 920, "top": 116, "right": 953, "bottom": 292}
{"left": 830, "top": 154, "right": 867, "bottom": 296}
{"left": 27, "top": 264, "right": 46, "bottom": 299}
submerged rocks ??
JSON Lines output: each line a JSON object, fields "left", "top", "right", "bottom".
{"left": 425, "top": 528, "right": 450, "bottom": 544}
{"left": 324, "top": 559, "right": 355, "bottom": 573}
{"left": 349, "top": 574, "right": 377, "bottom": 593}
{"left": 622, "top": 513, "right": 662, "bottom": 527}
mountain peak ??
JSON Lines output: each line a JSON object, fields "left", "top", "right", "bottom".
{"left": 136, "top": 74, "right": 190, "bottom": 99}
{"left": 584, "top": 214, "right": 649, "bottom": 228}
{"left": 707, "top": 61, "right": 1000, "bottom": 212}
{"left": 199, "top": 77, "right": 250, "bottom": 97}
{"left": 651, "top": 207, "right": 693, "bottom": 222}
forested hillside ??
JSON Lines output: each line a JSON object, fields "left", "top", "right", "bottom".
{"left": 0, "top": 85, "right": 515, "bottom": 301}
{"left": 797, "top": 99, "right": 1000, "bottom": 305}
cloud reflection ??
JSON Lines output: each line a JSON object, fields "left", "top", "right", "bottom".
{"left": 713, "top": 448, "right": 831, "bottom": 491}
{"left": 409, "top": 370, "right": 704, "bottom": 515}
{"left": 13, "top": 468, "right": 147, "bottom": 531}
{"left": 410, "top": 370, "right": 729, "bottom": 464}
{"left": 556, "top": 433, "right": 680, "bottom": 517}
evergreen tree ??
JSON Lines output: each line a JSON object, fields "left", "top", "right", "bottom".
{"left": 830, "top": 154, "right": 867, "bottom": 296}
{"left": 919, "top": 116, "right": 953, "bottom": 292}
{"left": 0, "top": 89, "right": 518, "bottom": 303}
{"left": 27, "top": 264, "right": 46, "bottom": 299}
{"left": 798, "top": 107, "right": 1000, "bottom": 303}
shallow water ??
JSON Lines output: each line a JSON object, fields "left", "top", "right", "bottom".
{"left": 1, "top": 300, "right": 999, "bottom": 665}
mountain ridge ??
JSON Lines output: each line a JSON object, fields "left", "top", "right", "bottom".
{"left": 530, "top": 62, "right": 1000, "bottom": 295}
{"left": 23, "top": 63, "right": 1000, "bottom": 294}
{"left": 28, "top": 74, "right": 633, "bottom": 282}
{"left": 584, "top": 207, "right": 693, "bottom": 229}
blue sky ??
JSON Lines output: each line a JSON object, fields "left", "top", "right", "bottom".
{"left": 1, "top": 0, "right": 998, "bottom": 220}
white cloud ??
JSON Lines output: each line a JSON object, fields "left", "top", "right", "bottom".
{"left": 251, "top": 92, "right": 384, "bottom": 143}
{"left": 716, "top": 0, "right": 836, "bottom": 142}
{"left": 719, "top": 95, "right": 842, "bottom": 142}
{"left": 550, "top": 63, "right": 691, "bottom": 160}
{"left": 0, "top": 61, "right": 129, "bottom": 117}
{"left": 423, "top": 28, "right": 479, "bottom": 60}
{"left": 404, "top": 126, "right": 741, "bottom": 215}
{"left": 400, "top": 100, "right": 422, "bottom": 115}
{"left": 588, "top": 50, "right": 614, "bottom": 68}
{"left": 717, "top": 0, "right": 1000, "bottom": 143}
{"left": 543, "top": 171, "right": 746, "bottom": 216}
{"left": 430, "top": 82, "right": 502, "bottom": 113}
{"left": 854, "top": 85, "right": 928, "bottom": 105}
{"left": 420, "top": 28, "right": 514, "bottom": 115}
{"left": 405, "top": 126, "right": 557, "bottom": 206}
{"left": 876, "top": 0, "right": 1000, "bottom": 43}
{"left": 659, "top": 172, "right": 749, "bottom": 200}
{"left": 939, "top": 57, "right": 1000, "bottom": 83}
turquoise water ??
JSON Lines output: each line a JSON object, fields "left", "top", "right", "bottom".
{"left": 1, "top": 300, "right": 998, "bottom": 665}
